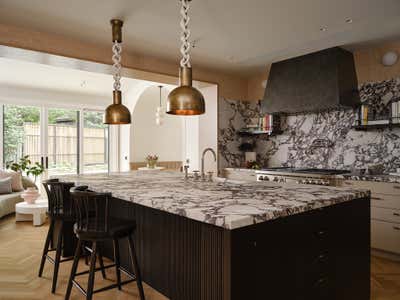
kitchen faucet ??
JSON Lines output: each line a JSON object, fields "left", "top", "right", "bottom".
{"left": 201, "top": 148, "right": 216, "bottom": 180}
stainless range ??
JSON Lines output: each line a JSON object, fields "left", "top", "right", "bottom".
{"left": 256, "top": 167, "right": 350, "bottom": 186}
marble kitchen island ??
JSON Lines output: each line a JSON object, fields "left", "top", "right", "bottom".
{"left": 61, "top": 171, "right": 371, "bottom": 300}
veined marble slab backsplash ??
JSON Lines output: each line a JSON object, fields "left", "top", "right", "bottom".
{"left": 218, "top": 77, "right": 400, "bottom": 173}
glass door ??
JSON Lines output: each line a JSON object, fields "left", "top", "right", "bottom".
{"left": 3, "top": 104, "right": 41, "bottom": 166}
{"left": 82, "top": 110, "right": 109, "bottom": 173}
{"left": 47, "top": 108, "right": 79, "bottom": 177}
{"left": 2, "top": 105, "right": 109, "bottom": 178}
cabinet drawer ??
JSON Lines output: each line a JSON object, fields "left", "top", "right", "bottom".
{"left": 371, "top": 193, "right": 400, "bottom": 210}
{"left": 371, "top": 220, "right": 400, "bottom": 254}
{"left": 371, "top": 207, "right": 400, "bottom": 223}
{"left": 342, "top": 180, "right": 400, "bottom": 195}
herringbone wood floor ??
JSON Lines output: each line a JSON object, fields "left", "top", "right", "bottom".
{"left": 0, "top": 215, "right": 399, "bottom": 300}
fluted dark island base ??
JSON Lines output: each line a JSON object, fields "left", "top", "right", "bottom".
{"left": 89, "top": 197, "right": 370, "bottom": 300}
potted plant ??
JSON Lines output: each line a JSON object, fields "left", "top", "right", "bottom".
{"left": 27, "top": 162, "right": 45, "bottom": 183}
{"left": 145, "top": 154, "right": 159, "bottom": 169}
{"left": 6, "top": 155, "right": 45, "bottom": 184}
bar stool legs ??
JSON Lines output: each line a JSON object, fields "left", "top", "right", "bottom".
{"left": 38, "top": 219, "right": 55, "bottom": 277}
{"left": 65, "top": 239, "right": 82, "bottom": 300}
{"left": 86, "top": 242, "right": 97, "bottom": 299}
{"left": 52, "top": 222, "right": 64, "bottom": 293}
{"left": 128, "top": 235, "right": 145, "bottom": 300}
{"left": 113, "top": 239, "right": 122, "bottom": 290}
{"left": 65, "top": 235, "right": 145, "bottom": 300}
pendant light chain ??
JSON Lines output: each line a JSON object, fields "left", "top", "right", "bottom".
{"left": 180, "top": 0, "right": 191, "bottom": 68}
{"left": 112, "top": 41, "right": 122, "bottom": 91}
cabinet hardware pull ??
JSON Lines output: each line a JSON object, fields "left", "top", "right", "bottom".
{"left": 371, "top": 197, "right": 383, "bottom": 200}
{"left": 393, "top": 226, "right": 400, "bottom": 231}
{"left": 393, "top": 185, "right": 400, "bottom": 189}
{"left": 313, "top": 277, "right": 328, "bottom": 288}
{"left": 394, "top": 213, "right": 400, "bottom": 217}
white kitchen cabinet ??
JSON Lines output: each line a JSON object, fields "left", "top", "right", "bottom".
{"left": 342, "top": 180, "right": 400, "bottom": 255}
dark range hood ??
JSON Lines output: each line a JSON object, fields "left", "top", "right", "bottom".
{"left": 261, "top": 47, "right": 360, "bottom": 114}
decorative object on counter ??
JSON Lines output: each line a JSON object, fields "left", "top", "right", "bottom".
{"left": 21, "top": 187, "right": 40, "bottom": 204}
{"left": 167, "top": 0, "right": 205, "bottom": 116}
{"left": 145, "top": 155, "right": 159, "bottom": 169}
{"left": 246, "top": 160, "right": 260, "bottom": 170}
{"left": 155, "top": 85, "right": 164, "bottom": 126}
{"left": 104, "top": 19, "right": 131, "bottom": 125}
{"left": 382, "top": 51, "right": 398, "bottom": 66}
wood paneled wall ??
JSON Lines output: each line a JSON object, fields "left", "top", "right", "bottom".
{"left": 130, "top": 161, "right": 182, "bottom": 171}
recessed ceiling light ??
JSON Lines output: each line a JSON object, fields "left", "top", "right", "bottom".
{"left": 320, "top": 27, "right": 327, "bottom": 32}
{"left": 345, "top": 18, "right": 353, "bottom": 24}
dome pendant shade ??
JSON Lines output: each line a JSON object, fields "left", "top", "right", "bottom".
{"left": 104, "top": 90, "right": 131, "bottom": 124}
{"left": 167, "top": 67, "right": 205, "bottom": 115}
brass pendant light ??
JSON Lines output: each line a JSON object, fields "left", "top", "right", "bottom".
{"left": 167, "top": 0, "right": 205, "bottom": 115}
{"left": 104, "top": 19, "right": 131, "bottom": 125}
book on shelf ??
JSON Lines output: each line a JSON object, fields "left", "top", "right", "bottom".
{"left": 392, "top": 101, "right": 400, "bottom": 124}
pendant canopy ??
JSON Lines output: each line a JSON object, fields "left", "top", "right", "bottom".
{"left": 104, "top": 19, "right": 131, "bottom": 125}
{"left": 167, "top": 66, "right": 205, "bottom": 115}
{"left": 167, "top": 0, "right": 205, "bottom": 116}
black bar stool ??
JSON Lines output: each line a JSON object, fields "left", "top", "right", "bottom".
{"left": 39, "top": 179, "right": 77, "bottom": 293}
{"left": 65, "top": 186, "right": 145, "bottom": 300}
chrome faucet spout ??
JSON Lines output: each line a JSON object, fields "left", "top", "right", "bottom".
{"left": 201, "top": 148, "right": 216, "bottom": 180}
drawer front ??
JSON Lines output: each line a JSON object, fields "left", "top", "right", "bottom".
{"left": 371, "top": 193, "right": 400, "bottom": 210}
{"left": 371, "top": 220, "right": 400, "bottom": 254}
{"left": 372, "top": 207, "right": 400, "bottom": 223}
{"left": 342, "top": 180, "right": 400, "bottom": 195}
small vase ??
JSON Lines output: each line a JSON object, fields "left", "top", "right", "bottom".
{"left": 22, "top": 187, "right": 40, "bottom": 204}
{"left": 147, "top": 160, "right": 157, "bottom": 169}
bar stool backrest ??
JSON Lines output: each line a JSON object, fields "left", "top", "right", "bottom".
{"left": 42, "top": 179, "right": 75, "bottom": 219}
{"left": 70, "top": 186, "right": 112, "bottom": 234}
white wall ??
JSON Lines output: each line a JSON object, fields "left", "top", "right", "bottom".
{"left": 199, "top": 85, "right": 218, "bottom": 174}
{"left": 130, "top": 85, "right": 184, "bottom": 164}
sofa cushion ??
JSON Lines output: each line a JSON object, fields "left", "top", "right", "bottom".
{"left": 0, "top": 192, "right": 23, "bottom": 218}
{"left": 0, "top": 177, "right": 12, "bottom": 194}
{"left": 0, "top": 171, "right": 23, "bottom": 192}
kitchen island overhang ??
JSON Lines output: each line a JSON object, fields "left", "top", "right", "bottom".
{"left": 60, "top": 171, "right": 371, "bottom": 300}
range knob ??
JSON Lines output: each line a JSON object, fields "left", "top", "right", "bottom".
{"left": 263, "top": 176, "right": 270, "bottom": 181}
{"left": 273, "top": 177, "right": 279, "bottom": 182}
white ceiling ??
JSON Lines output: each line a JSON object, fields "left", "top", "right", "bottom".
{"left": 0, "top": 0, "right": 400, "bottom": 75}
{"left": 0, "top": 57, "right": 141, "bottom": 97}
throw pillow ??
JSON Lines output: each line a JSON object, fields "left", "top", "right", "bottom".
{"left": 0, "top": 170, "right": 24, "bottom": 192}
{"left": 0, "top": 177, "right": 12, "bottom": 194}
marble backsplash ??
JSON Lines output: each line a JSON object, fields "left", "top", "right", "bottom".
{"left": 218, "top": 77, "right": 400, "bottom": 173}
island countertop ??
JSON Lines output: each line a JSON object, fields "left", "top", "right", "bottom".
{"left": 60, "top": 171, "right": 370, "bottom": 230}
